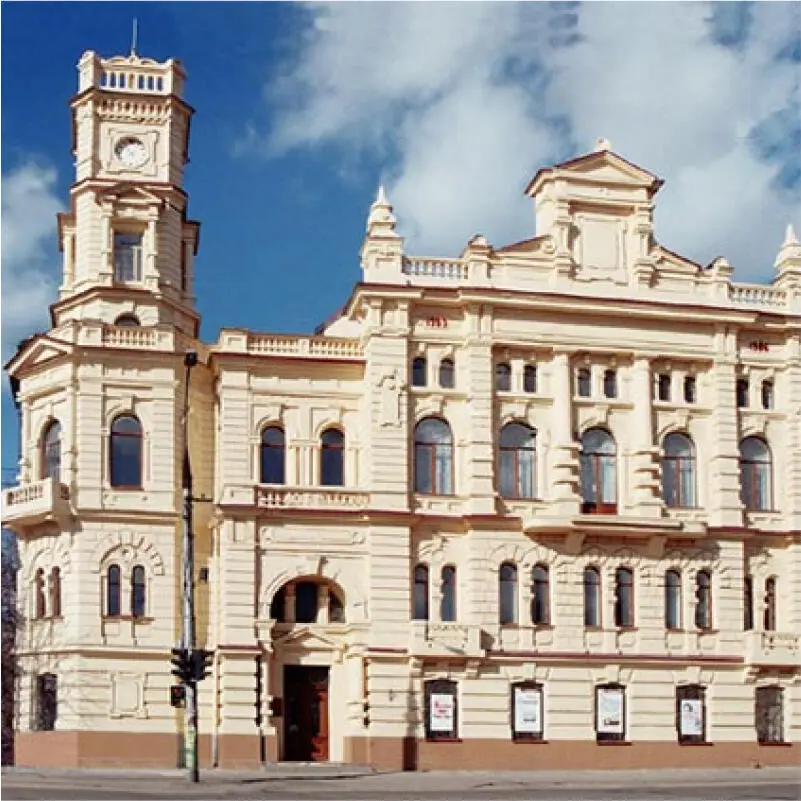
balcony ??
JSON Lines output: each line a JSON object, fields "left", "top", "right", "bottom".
{"left": 409, "top": 621, "right": 484, "bottom": 658}
{"left": 1, "top": 477, "right": 71, "bottom": 532}
{"left": 258, "top": 486, "right": 370, "bottom": 511}
{"left": 745, "top": 631, "right": 800, "bottom": 667}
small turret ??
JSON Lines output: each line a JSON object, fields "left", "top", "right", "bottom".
{"left": 774, "top": 223, "right": 801, "bottom": 286}
{"left": 360, "top": 184, "right": 404, "bottom": 284}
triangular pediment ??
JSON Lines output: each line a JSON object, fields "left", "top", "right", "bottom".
{"left": 526, "top": 150, "right": 663, "bottom": 196}
{"left": 271, "top": 625, "right": 341, "bottom": 651}
{"left": 495, "top": 235, "right": 550, "bottom": 256}
{"left": 95, "top": 182, "right": 166, "bottom": 206}
{"left": 5, "top": 335, "right": 74, "bottom": 376}
{"left": 652, "top": 243, "right": 701, "bottom": 274}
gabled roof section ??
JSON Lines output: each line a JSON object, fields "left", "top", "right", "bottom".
{"left": 4, "top": 334, "right": 74, "bottom": 376}
{"left": 494, "top": 235, "right": 550, "bottom": 255}
{"left": 652, "top": 243, "right": 702, "bottom": 274}
{"left": 525, "top": 148, "right": 664, "bottom": 198}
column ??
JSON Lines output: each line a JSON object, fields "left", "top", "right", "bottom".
{"left": 548, "top": 350, "right": 580, "bottom": 516}
{"left": 628, "top": 357, "right": 662, "bottom": 517}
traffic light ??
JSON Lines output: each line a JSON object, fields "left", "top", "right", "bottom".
{"left": 171, "top": 647, "right": 192, "bottom": 684}
{"left": 190, "top": 649, "right": 214, "bottom": 683}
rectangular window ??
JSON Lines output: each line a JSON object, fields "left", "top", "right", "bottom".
{"left": 676, "top": 685, "right": 706, "bottom": 743}
{"left": 755, "top": 686, "right": 784, "bottom": 744}
{"left": 576, "top": 368, "right": 591, "bottom": 398}
{"left": 35, "top": 673, "right": 57, "bottom": 731}
{"left": 511, "top": 682, "right": 544, "bottom": 741}
{"left": 113, "top": 232, "right": 143, "bottom": 283}
{"left": 736, "top": 378, "right": 749, "bottom": 409}
{"left": 603, "top": 369, "right": 617, "bottom": 399}
{"left": 595, "top": 684, "right": 626, "bottom": 742}
{"left": 657, "top": 373, "right": 671, "bottom": 402}
{"left": 683, "top": 375, "right": 697, "bottom": 404}
{"left": 425, "top": 679, "right": 458, "bottom": 741}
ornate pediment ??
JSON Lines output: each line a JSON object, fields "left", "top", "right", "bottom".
{"left": 5, "top": 335, "right": 74, "bottom": 377}
{"left": 94, "top": 182, "right": 167, "bottom": 207}
{"left": 271, "top": 625, "right": 344, "bottom": 656}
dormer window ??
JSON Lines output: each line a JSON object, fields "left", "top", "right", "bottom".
{"left": 113, "top": 232, "right": 143, "bottom": 283}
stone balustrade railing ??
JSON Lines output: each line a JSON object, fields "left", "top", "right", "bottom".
{"left": 402, "top": 257, "right": 468, "bottom": 280}
{"left": 761, "top": 631, "right": 799, "bottom": 651}
{"left": 1, "top": 477, "right": 71, "bottom": 529}
{"left": 102, "top": 325, "right": 163, "bottom": 349}
{"left": 257, "top": 486, "right": 369, "bottom": 510}
{"left": 246, "top": 334, "right": 364, "bottom": 360}
{"left": 728, "top": 284, "right": 788, "bottom": 309}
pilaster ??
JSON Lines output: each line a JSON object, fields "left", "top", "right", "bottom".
{"left": 628, "top": 357, "right": 662, "bottom": 516}
{"left": 547, "top": 350, "right": 580, "bottom": 515}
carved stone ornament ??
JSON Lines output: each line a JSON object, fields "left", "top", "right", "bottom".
{"left": 378, "top": 369, "right": 404, "bottom": 427}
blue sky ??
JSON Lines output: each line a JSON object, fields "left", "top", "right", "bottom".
{"left": 2, "top": 1, "right": 800, "bottom": 474}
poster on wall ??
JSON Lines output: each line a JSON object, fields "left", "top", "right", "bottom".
{"left": 514, "top": 686, "right": 542, "bottom": 735}
{"left": 596, "top": 687, "right": 625, "bottom": 734}
{"left": 680, "top": 699, "right": 703, "bottom": 737}
{"left": 430, "top": 693, "right": 455, "bottom": 732}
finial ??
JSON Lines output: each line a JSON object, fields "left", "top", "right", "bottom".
{"left": 594, "top": 137, "right": 611, "bottom": 152}
{"left": 366, "top": 182, "right": 398, "bottom": 236}
{"left": 783, "top": 223, "right": 798, "bottom": 247}
{"left": 130, "top": 18, "right": 139, "bottom": 57}
{"left": 375, "top": 183, "right": 388, "bottom": 206}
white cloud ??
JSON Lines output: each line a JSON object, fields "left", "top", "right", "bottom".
{"left": 1, "top": 163, "right": 62, "bottom": 356}
{"left": 258, "top": 1, "right": 800, "bottom": 280}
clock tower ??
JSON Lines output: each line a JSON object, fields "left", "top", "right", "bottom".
{"left": 54, "top": 49, "right": 200, "bottom": 335}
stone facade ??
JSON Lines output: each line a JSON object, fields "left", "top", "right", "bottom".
{"left": 2, "top": 49, "right": 800, "bottom": 771}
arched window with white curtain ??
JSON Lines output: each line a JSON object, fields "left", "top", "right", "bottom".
{"left": 580, "top": 428, "right": 617, "bottom": 513}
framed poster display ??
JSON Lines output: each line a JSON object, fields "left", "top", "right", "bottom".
{"left": 512, "top": 682, "right": 544, "bottom": 741}
{"left": 676, "top": 685, "right": 706, "bottom": 743}
{"left": 595, "top": 684, "right": 626, "bottom": 741}
{"left": 424, "top": 679, "right": 458, "bottom": 740}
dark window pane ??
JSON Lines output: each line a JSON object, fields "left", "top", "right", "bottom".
{"left": 36, "top": 674, "right": 57, "bottom": 731}
{"left": 614, "top": 568, "right": 634, "bottom": 627}
{"left": 499, "top": 423, "right": 536, "bottom": 499}
{"left": 260, "top": 426, "right": 285, "bottom": 484}
{"left": 439, "top": 359, "right": 455, "bottom": 389}
{"left": 584, "top": 567, "right": 600, "bottom": 627}
{"left": 761, "top": 380, "right": 774, "bottom": 410}
{"left": 763, "top": 577, "right": 776, "bottom": 631}
{"left": 577, "top": 368, "right": 591, "bottom": 397}
{"left": 413, "top": 565, "right": 429, "bottom": 621}
{"left": 496, "top": 363, "right": 511, "bottom": 392}
{"left": 695, "top": 571, "right": 712, "bottom": 630}
{"left": 35, "top": 569, "right": 46, "bottom": 619}
{"left": 440, "top": 566, "right": 456, "bottom": 622}
{"left": 739, "top": 437, "right": 772, "bottom": 511}
{"left": 499, "top": 562, "right": 517, "bottom": 624}
{"left": 110, "top": 415, "right": 142, "bottom": 487}
{"left": 531, "top": 565, "right": 549, "bottom": 625}
{"left": 43, "top": 421, "right": 62, "bottom": 481}
{"left": 270, "top": 587, "right": 286, "bottom": 622}
{"left": 523, "top": 365, "right": 537, "bottom": 393}
{"left": 657, "top": 374, "right": 671, "bottom": 402}
{"left": 295, "top": 582, "right": 318, "bottom": 623}
{"left": 665, "top": 570, "right": 681, "bottom": 629}
{"left": 131, "top": 565, "right": 146, "bottom": 617}
{"left": 107, "top": 564, "right": 121, "bottom": 616}
{"left": 743, "top": 576, "right": 753, "bottom": 631}
{"left": 412, "top": 357, "right": 427, "bottom": 387}
{"left": 683, "top": 376, "right": 696, "bottom": 404}
{"left": 321, "top": 429, "right": 344, "bottom": 486}
{"left": 49, "top": 567, "right": 61, "bottom": 618}
{"left": 736, "top": 379, "right": 749, "bottom": 408}
{"left": 603, "top": 369, "right": 617, "bottom": 399}
{"left": 329, "top": 591, "right": 345, "bottom": 623}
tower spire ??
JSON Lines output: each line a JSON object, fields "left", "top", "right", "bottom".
{"left": 130, "top": 18, "right": 139, "bottom": 57}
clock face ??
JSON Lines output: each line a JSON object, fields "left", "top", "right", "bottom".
{"left": 115, "top": 137, "right": 148, "bottom": 169}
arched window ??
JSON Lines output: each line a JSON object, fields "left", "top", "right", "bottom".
{"left": 580, "top": 428, "right": 617, "bottom": 513}
{"left": 695, "top": 570, "right": 712, "bottom": 630}
{"left": 109, "top": 414, "right": 143, "bottom": 488}
{"left": 761, "top": 380, "right": 774, "bottom": 410}
{"left": 614, "top": 567, "right": 634, "bottom": 627}
{"left": 34, "top": 568, "right": 46, "bottom": 619}
{"left": 576, "top": 368, "right": 591, "bottom": 397}
{"left": 329, "top": 589, "right": 345, "bottom": 623}
{"left": 665, "top": 570, "right": 681, "bottom": 630}
{"left": 530, "top": 564, "right": 549, "bottom": 625}
{"left": 42, "top": 420, "right": 62, "bottom": 481}
{"left": 270, "top": 586, "right": 286, "bottom": 622}
{"left": 523, "top": 364, "right": 537, "bottom": 393}
{"left": 498, "top": 422, "right": 536, "bottom": 499}
{"left": 764, "top": 577, "right": 776, "bottom": 631}
{"left": 414, "top": 418, "right": 453, "bottom": 495}
{"left": 662, "top": 433, "right": 696, "bottom": 508}
{"left": 499, "top": 562, "right": 517, "bottom": 625}
{"left": 603, "top": 369, "right": 617, "bottom": 399}
{"left": 260, "top": 426, "right": 285, "bottom": 484}
{"left": 114, "top": 313, "right": 140, "bottom": 327}
{"left": 320, "top": 428, "right": 344, "bottom": 487}
{"left": 438, "top": 359, "right": 455, "bottom": 389}
{"left": 744, "top": 575, "right": 754, "bottom": 631}
{"left": 131, "top": 565, "right": 146, "bottom": 618}
{"left": 495, "top": 363, "right": 511, "bottom": 392}
{"left": 49, "top": 567, "right": 61, "bottom": 618}
{"left": 107, "top": 564, "right": 121, "bottom": 617}
{"left": 295, "top": 581, "right": 318, "bottom": 623}
{"left": 413, "top": 564, "right": 429, "bottom": 621}
{"left": 584, "top": 566, "right": 601, "bottom": 627}
{"left": 440, "top": 565, "right": 457, "bottom": 622}
{"left": 739, "top": 437, "right": 772, "bottom": 511}
{"left": 412, "top": 356, "right": 427, "bottom": 387}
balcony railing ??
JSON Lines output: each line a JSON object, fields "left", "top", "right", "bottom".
{"left": 729, "top": 284, "right": 788, "bottom": 309}
{"left": 409, "top": 621, "right": 484, "bottom": 657}
{"left": 402, "top": 257, "right": 468, "bottom": 280}
{"left": 745, "top": 630, "right": 799, "bottom": 666}
{"left": 256, "top": 486, "right": 369, "bottom": 511}
{"left": 246, "top": 334, "right": 364, "bottom": 360}
{"left": 1, "top": 477, "right": 71, "bottom": 530}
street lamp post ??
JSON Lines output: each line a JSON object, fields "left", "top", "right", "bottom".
{"left": 181, "top": 349, "right": 199, "bottom": 783}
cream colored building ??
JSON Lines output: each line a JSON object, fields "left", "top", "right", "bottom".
{"left": 3, "top": 48, "right": 800, "bottom": 771}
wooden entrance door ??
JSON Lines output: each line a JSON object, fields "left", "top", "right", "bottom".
{"left": 284, "top": 666, "right": 329, "bottom": 761}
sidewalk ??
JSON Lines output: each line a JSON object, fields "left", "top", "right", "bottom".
{"left": 3, "top": 764, "right": 799, "bottom": 789}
